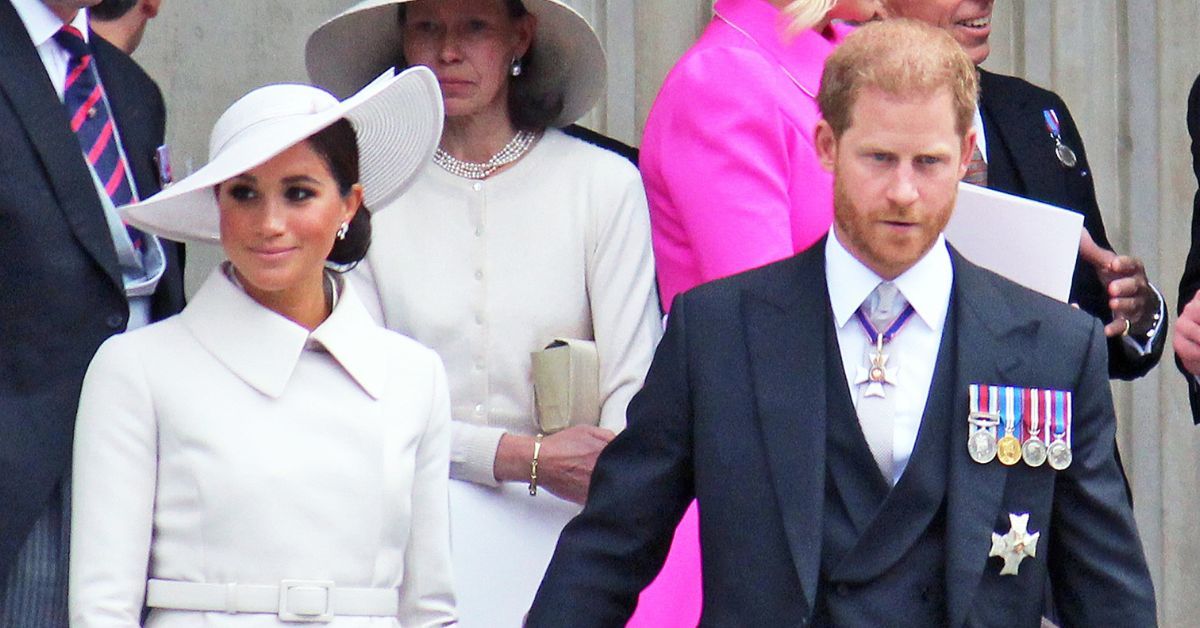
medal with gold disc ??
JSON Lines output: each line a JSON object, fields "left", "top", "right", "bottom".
{"left": 996, "top": 386, "right": 1022, "bottom": 466}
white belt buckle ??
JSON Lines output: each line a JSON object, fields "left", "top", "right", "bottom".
{"left": 278, "top": 579, "right": 335, "bottom": 623}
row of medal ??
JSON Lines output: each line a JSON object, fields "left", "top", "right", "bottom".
{"left": 967, "top": 384, "right": 1072, "bottom": 470}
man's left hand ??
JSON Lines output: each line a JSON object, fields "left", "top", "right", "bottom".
{"left": 1079, "top": 229, "right": 1158, "bottom": 337}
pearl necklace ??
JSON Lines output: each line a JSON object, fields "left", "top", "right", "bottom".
{"left": 434, "top": 130, "right": 539, "bottom": 179}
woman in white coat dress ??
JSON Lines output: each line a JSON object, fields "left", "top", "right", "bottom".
{"left": 68, "top": 68, "right": 456, "bottom": 627}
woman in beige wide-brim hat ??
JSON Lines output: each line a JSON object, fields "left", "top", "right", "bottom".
{"left": 68, "top": 68, "right": 459, "bottom": 627}
{"left": 305, "top": 0, "right": 662, "bottom": 620}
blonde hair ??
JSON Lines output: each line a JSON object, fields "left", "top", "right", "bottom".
{"left": 817, "top": 18, "right": 979, "bottom": 137}
{"left": 782, "top": 0, "right": 837, "bottom": 34}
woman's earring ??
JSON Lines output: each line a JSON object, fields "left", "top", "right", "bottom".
{"left": 336, "top": 221, "right": 349, "bottom": 241}
{"left": 510, "top": 57, "right": 523, "bottom": 77}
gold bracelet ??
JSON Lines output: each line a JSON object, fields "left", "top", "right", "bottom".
{"left": 528, "top": 433, "right": 544, "bottom": 496}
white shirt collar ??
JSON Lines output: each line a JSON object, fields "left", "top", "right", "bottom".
{"left": 11, "top": 0, "right": 90, "bottom": 48}
{"left": 825, "top": 228, "right": 954, "bottom": 332}
{"left": 973, "top": 104, "right": 988, "bottom": 162}
{"left": 179, "top": 268, "right": 390, "bottom": 400}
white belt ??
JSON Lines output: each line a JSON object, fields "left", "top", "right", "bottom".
{"left": 146, "top": 578, "right": 399, "bottom": 623}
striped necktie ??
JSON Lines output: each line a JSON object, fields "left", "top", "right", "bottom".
{"left": 54, "top": 26, "right": 142, "bottom": 247}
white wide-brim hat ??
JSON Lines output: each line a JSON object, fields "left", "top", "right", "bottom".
{"left": 121, "top": 66, "right": 444, "bottom": 244}
{"left": 304, "top": 0, "right": 605, "bottom": 127}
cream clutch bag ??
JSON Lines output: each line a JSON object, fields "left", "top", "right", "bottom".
{"left": 531, "top": 338, "right": 600, "bottom": 434}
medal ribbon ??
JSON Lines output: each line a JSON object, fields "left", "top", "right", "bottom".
{"left": 1052, "top": 390, "right": 1066, "bottom": 442}
{"left": 970, "top": 384, "right": 1001, "bottom": 418}
{"left": 1065, "top": 391, "right": 1073, "bottom": 444}
{"left": 1024, "top": 388, "right": 1040, "bottom": 445}
{"left": 854, "top": 304, "right": 917, "bottom": 346}
{"left": 1003, "top": 386, "right": 1022, "bottom": 440}
{"left": 1043, "top": 109, "right": 1062, "bottom": 139}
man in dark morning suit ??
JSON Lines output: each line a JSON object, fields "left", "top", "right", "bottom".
{"left": 527, "top": 19, "right": 1154, "bottom": 627}
{"left": 885, "top": 0, "right": 1167, "bottom": 382}
{"left": 0, "top": 0, "right": 184, "bottom": 623}
{"left": 1173, "top": 74, "right": 1200, "bottom": 422}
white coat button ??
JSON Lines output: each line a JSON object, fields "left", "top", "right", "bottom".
{"left": 474, "top": 270, "right": 483, "bottom": 280}
{"left": 472, "top": 182, "right": 482, "bottom": 192}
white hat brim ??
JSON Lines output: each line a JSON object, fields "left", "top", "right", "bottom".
{"left": 121, "top": 67, "right": 444, "bottom": 244}
{"left": 304, "top": 0, "right": 605, "bottom": 127}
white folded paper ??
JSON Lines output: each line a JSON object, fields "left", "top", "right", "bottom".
{"left": 945, "top": 182, "right": 1083, "bottom": 302}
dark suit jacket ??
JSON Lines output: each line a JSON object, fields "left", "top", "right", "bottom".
{"left": 0, "top": 1, "right": 184, "bottom": 587}
{"left": 980, "top": 69, "right": 1166, "bottom": 381}
{"left": 1177, "top": 75, "right": 1200, "bottom": 422}
{"left": 561, "top": 123, "right": 638, "bottom": 166}
{"left": 527, "top": 241, "right": 1155, "bottom": 627}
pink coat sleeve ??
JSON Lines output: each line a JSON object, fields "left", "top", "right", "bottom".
{"left": 642, "top": 46, "right": 831, "bottom": 311}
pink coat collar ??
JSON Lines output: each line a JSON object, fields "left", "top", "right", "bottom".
{"left": 713, "top": 0, "right": 852, "bottom": 98}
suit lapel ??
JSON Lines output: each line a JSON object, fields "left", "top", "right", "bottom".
{"left": 979, "top": 70, "right": 1055, "bottom": 199}
{"left": 944, "top": 251, "right": 1039, "bottom": 627}
{"left": 0, "top": 4, "right": 122, "bottom": 290}
{"left": 743, "top": 245, "right": 828, "bottom": 615}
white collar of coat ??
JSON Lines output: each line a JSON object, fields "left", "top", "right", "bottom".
{"left": 180, "top": 267, "right": 388, "bottom": 400}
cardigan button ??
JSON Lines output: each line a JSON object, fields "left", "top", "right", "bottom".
{"left": 105, "top": 313, "right": 124, "bottom": 329}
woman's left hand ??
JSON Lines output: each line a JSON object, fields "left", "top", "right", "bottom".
{"left": 493, "top": 426, "right": 615, "bottom": 504}
{"left": 535, "top": 426, "right": 616, "bottom": 504}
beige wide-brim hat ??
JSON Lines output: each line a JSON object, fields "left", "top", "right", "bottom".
{"left": 120, "top": 66, "right": 444, "bottom": 244}
{"left": 304, "top": 0, "right": 605, "bottom": 127}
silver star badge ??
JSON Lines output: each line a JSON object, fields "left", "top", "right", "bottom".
{"left": 989, "top": 513, "right": 1040, "bottom": 576}
{"left": 855, "top": 348, "right": 898, "bottom": 398}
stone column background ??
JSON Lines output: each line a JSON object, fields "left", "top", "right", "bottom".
{"left": 135, "top": 1, "right": 1200, "bottom": 622}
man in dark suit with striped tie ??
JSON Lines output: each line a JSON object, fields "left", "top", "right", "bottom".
{"left": 0, "top": 0, "right": 184, "bottom": 623}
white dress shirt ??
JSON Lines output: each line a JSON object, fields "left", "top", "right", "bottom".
{"left": 826, "top": 230, "right": 953, "bottom": 484}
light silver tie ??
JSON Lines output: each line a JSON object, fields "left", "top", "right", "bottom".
{"left": 857, "top": 282, "right": 907, "bottom": 484}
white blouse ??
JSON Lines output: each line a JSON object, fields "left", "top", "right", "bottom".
{"left": 355, "top": 129, "right": 663, "bottom": 485}
{"left": 69, "top": 269, "right": 456, "bottom": 627}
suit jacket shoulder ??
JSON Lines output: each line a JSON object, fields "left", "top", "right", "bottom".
{"left": 560, "top": 124, "right": 638, "bottom": 165}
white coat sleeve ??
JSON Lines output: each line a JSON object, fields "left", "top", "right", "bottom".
{"left": 399, "top": 352, "right": 458, "bottom": 626}
{"left": 587, "top": 160, "right": 664, "bottom": 433}
{"left": 68, "top": 337, "right": 157, "bottom": 628}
